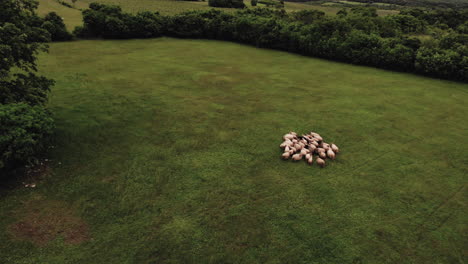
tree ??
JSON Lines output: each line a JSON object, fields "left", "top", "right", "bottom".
{"left": 0, "top": 0, "right": 55, "bottom": 175}
{"left": 0, "top": 0, "right": 54, "bottom": 105}
{"left": 42, "top": 12, "right": 73, "bottom": 41}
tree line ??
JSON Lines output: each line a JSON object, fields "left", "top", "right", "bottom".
{"left": 75, "top": 4, "right": 468, "bottom": 82}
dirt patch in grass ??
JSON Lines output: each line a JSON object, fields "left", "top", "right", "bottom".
{"left": 8, "top": 196, "right": 90, "bottom": 246}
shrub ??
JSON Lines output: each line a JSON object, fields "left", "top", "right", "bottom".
{"left": 0, "top": 103, "right": 54, "bottom": 172}
{"left": 208, "top": 0, "right": 245, "bottom": 8}
{"left": 78, "top": 3, "right": 164, "bottom": 38}
{"left": 42, "top": 12, "right": 73, "bottom": 41}
{"left": 251, "top": 0, "right": 257, "bottom": 6}
{"left": 415, "top": 47, "right": 467, "bottom": 81}
{"left": 291, "top": 10, "right": 325, "bottom": 24}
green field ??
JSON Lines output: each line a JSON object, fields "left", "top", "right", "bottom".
{"left": 0, "top": 38, "right": 466, "bottom": 263}
{"left": 36, "top": 0, "right": 399, "bottom": 30}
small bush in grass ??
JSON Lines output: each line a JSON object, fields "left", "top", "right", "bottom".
{"left": 0, "top": 103, "right": 54, "bottom": 173}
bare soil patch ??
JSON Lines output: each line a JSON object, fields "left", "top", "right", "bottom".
{"left": 8, "top": 196, "right": 90, "bottom": 246}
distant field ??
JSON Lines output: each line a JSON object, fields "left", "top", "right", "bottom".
{"left": 37, "top": 0, "right": 84, "bottom": 30}
{"left": 288, "top": 1, "right": 399, "bottom": 15}
{"left": 0, "top": 38, "right": 466, "bottom": 263}
{"left": 36, "top": 0, "right": 399, "bottom": 30}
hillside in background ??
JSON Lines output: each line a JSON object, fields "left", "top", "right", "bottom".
{"left": 286, "top": 0, "right": 468, "bottom": 9}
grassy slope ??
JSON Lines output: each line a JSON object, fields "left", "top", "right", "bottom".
{"left": 37, "top": 0, "right": 85, "bottom": 30}
{"left": 0, "top": 38, "right": 466, "bottom": 263}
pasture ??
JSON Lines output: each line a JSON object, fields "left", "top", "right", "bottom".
{"left": 0, "top": 38, "right": 466, "bottom": 263}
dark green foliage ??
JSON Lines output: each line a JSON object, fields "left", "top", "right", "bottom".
{"left": 400, "top": 8, "right": 468, "bottom": 29}
{"left": 42, "top": 12, "right": 73, "bottom": 41}
{"left": 77, "top": 3, "right": 164, "bottom": 38}
{"left": 76, "top": 4, "right": 468, "bottom": 82}
{"left": 0, "top": 73, "right": 54, "bottom": 106}
{"left": 290, "top": 10, "right": 325, "bottom": 24}
{"left": 385, "top": 14, "right": 426, "bottom": 34}
{"left": 415, "top": 47, "right": 468, "bottom": 80}
{"left": 208, "top": 0, "right": 245, "bottom": 8}
{"left": 0, "top": 0, "right": 55, "bottom": 173}
{"left": 0, "top": 103, "right": 54, "bottom": 172}
{"left": 457, "top": 21, "right": 468, "bottom": 34}
{"left": 251, "top": 0, "right": 257, "bottom": 6}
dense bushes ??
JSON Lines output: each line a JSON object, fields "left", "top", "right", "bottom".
{"left": 1, "top": 0, "right": 55, "bottom": 175}
{"left": 0, "top": 103, "right": 54, "bottom": 171}
{"left": 76, "top": 4, "right": 468, "bottom": 82}
{"left": 42, "top": 12, "right": 73, "bottom": 41}
{"left": 208, "top": 0, "right": 245, "bottom": 8}
{"left": 75, "top": 3, "right": 164, "bottom": 38}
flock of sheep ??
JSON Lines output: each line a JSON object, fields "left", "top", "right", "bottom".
{"left": 280, "top": 131, "right": 339, "bottom": 168}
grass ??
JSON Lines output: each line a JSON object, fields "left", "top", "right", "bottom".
{"left": 0, "top": 38, "right": 467, "bottom": 263}
{"left": 37, "top": 0, "right": 85, "bottom": 30}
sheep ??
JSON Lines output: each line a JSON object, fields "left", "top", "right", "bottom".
{"left": 316, "top": 157, "right": 326, "bottom": 167}
{"left": 327, "top": 149, "right": 335, "bottom": 160}
{"left": 321, "top": 143, "right": 330, "bottom": 151}
{"left": 310, "top": 132, "right": 320, "bottom": 137}
{"left": 280, "top": 140, "right": 293, "bottom": 148}
{"left": 331, "top": 143, "right": 339, "bottom": 153}
{"left": 280, "top": 131, "right": 339, "bottom": 167}
{"left": 283, "top": 134, "right": 295, "bottom": 141}
{"left": 308, "top": 145, "right": 316, "bottom": 153}
{"left": 318, "top": 151, "right": 326, "bottom": 159}
{"left": 314, "top": 135, "right": 323, "bottom": 141}
{"left": 292, "top": 153, "right": 303, "bottom": 161}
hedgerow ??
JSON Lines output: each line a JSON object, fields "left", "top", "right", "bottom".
{"left": 75, "top": 4, "right": 468, "bottom": 82}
